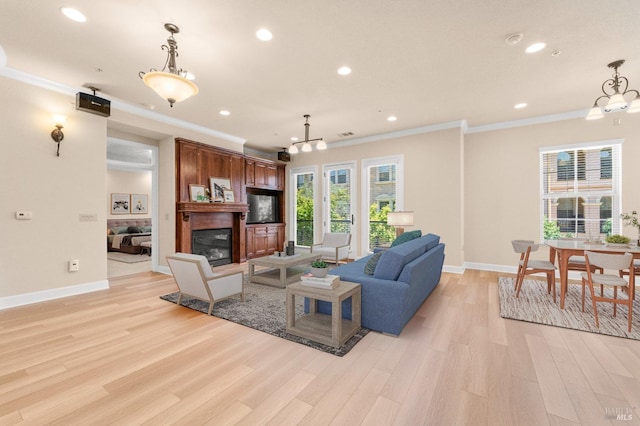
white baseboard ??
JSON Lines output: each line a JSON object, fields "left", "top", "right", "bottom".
{"left": 156, "top": 265, "right": 172, "bottom": 275}
{"left": 0, "top": 280, "right": 109, "bottom": 310}
{"left": 443, "top": 264, "right": 465, "bottom": 274}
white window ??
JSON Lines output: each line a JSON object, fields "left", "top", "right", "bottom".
{"left": 290, "top": 167, "right": 316, "bottom": 247}
{"left": 361, "top": 156, "right": 404, "bottom": 252}
{"left": 540, "top": 140, "right": 621, "bottom": 240}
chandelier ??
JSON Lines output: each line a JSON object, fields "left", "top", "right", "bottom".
{"left": 288, "top": 115, "right": 327, "bottom": 154}
{"left": 139, "top": 23, "right": 198, "bottom": 108}
{"left": 586, "top": 59, "right": 640, "bottom": 120}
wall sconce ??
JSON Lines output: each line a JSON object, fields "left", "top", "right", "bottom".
{"left": 50, "top": 115, "right": 66, "bottom": 157}
{"left": 387, "top": 211, "right": 414, "bottom": 237}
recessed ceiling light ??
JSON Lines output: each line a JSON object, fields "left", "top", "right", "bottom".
{"left": 387, "top": 115, "right": 397, "bottom": 122}
{"left": 256, "top": 29, "right": 273, "bottom": 41}
{"left": 60, "top": 7, "right": 86, "bottom": 22}
{"left": 219, "top": 110, "right": 230, "bottom": 116}
{"left": 337, "top": 66, "right": 352, "bottom": 76}
{"left": 505, "top": 32, "right": 523, "bottom": 46}
{"left": 525, "top": 42, "right": 546, "bottom": 53}
{"left": 290, "top": 137, "right": 299, "bottom": 141}
{"left": 514, "top": 103, "right": 527, "bottom": 109}
{"left": 551, "top": 50, "right": 562, "bottom": 57}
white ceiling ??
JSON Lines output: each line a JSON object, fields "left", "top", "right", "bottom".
{"left": 2, "top": 0, "right": 639, "bottom": 152}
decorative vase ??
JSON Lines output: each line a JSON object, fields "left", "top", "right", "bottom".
{"left": 311, "top": 267, "right": 328, "bottom": 278}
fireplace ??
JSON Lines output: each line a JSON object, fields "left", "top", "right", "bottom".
{"left": 192, "top": 228, "right": 232, "bottom": 267}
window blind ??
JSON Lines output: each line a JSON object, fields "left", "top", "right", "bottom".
{"left": 540, "top": 141, "right": 621, "bottom": 240}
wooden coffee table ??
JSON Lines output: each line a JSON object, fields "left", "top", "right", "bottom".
{"left": 286, "top": 280, "right": 362, "bottom": 348}
{"left": 248, "top": 253, "right": 322, "bottom": 288}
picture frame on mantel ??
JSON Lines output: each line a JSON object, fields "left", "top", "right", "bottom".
{"left": 210, "top": 177, "right": 231, "bottom": 203}
{"left": 189, "top": 184, "right": 207, "bottom": 202}
{"left": 131, "top": 194, "right": 148, "bottom": 214}
{"left": 223, "top": 189, "right": 235, "bottom": 203}
{"left": 111, "top": 193, "right": 130, "bottom": 214}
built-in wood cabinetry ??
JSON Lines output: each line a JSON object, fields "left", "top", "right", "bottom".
{"left": 244, "top": 158, "right": 284, "bottom": 190}
{"left": 175, "top": 138, "right": 286, "bottom": 263}
{"left": 245, "top": 224, "right": 286, "bottom": 258}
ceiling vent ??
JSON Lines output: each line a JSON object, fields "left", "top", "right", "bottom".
{"left": 338, "top": 131, "right": 354, "bottom": 137}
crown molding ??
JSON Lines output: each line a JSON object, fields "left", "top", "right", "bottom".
{"left": 465, "top": 109, "right": 588, "bottom": 134}
{"left": 0, "top": 65, "right": 600, "bottom": 146}
{"left": 330, "top": 120, "right": 467, "bottom": 148}
{"left": 0, "top": 66, "right": 246, "bottom": 145}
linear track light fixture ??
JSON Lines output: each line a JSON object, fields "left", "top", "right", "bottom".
{"left": 288, "top": 115, "right": 327, "bottom": 154}
{"left": 586, "top": 59, "right": 640, "bottom": 120}
{"left": 139, "top": 23, "right": 199, "bottom": 108}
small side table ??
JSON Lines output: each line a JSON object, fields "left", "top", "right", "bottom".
{"left": 286, "top": 281, "right": 361, "bottom": 348}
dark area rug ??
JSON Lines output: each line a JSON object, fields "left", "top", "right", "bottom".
{"left": 160, "top": 281, "right": 369, "bottom": 356}
{"left": 498, "top": 276, "right": 639, "bottom": 340}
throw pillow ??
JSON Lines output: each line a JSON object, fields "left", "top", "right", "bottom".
{"left": 111, "top": 226, "right": 130, "bottom": 235}
{"left": 390, "top": 229, "right": 422, "bottom": 247}
{"left": 364, "top": 252, "right": 383, "bottom": 275}
{"left": 127, "top": 226, "right": 142, "bottom": 233}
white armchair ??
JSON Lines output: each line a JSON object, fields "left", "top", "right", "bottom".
{"left": 167, "top": 253, "right": 244, "bottom": 315}
{"left": 310, "top": 233, "right": 352, "bottom": 264}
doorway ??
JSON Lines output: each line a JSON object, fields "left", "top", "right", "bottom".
{"left": 107, "top": 138, "right": 159, "bottom": 278}
{"left": 323, "top": 162, "right": 358, "bottom": 256}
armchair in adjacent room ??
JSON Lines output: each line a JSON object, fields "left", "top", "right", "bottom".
{"left": 166, "top": 253, "right": 244, "bottom": 315}
{"left": 310, "top": 233, "right": 352, "bottom": 264}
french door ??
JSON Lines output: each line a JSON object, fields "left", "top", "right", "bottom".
{"left": 323, "top": 163, "right": 357, "bottom": 256}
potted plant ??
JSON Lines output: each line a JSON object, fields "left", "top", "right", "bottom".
{"left": 621, "top": 211, "right": 640, "bottom": 244}
{"left": 310, "top": 260, "right": 329, "bottom": 278}
{"left": 605, "top": 234, "right": 631, "bottom": 246}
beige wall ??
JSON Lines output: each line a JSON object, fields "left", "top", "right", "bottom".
{"left": 0, "top": 76, "right": 107, "bottom": 299}
{"left": 288, "top": 127, "right": 465, "bottom": 268}
{"left": 465, "top": 116, "right": 640, "bottom": 268}
{"left": 106, "top": 169, "right": 152, "bottom": 219}
{"left": 2, "top": 72, "right": 639, "bottom": 306}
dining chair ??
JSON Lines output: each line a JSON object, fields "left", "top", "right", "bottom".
{"left": 582, "top": 251, "right": 634, "bottom": 332}
{"left": 512, "top": 240, "right": 557, "bottom": 302}
{"left": 619, "top": 259, "right": 640, "bottom": 300}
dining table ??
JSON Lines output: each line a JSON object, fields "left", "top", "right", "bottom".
{"left": 545, "top": 239, "right": 639, "bottom": 309}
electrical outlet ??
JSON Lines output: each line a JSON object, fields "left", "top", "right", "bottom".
{"left": 69, "top": 259, "right": 79, "bottom": 272}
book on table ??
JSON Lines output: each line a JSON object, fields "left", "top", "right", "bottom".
{"left": 300, "top": 274, "right": 339, "bottom": 289}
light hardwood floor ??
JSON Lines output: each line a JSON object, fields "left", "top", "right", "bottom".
{"left": 1, "top": 268, "right": 639, "bottom": 425}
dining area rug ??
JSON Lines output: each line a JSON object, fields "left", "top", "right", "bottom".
{"left": 498, "top": 276, "right": 640, "bottom": 340}
{"left": 160, "top": 281, "right": 369, "bottom": 357}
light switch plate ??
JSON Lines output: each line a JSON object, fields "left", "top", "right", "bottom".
{"left": 79, "top": 213, "right": 98, "bottom": 222}
{"left": 16, "top": 211, "right": 32, "bottom": 220}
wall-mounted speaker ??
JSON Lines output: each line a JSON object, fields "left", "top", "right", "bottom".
{"left": 278, "top": 151, "right": 291, "bottom": 162}
{"left": 76, "top": 92, "right": 111, "bottom": 117}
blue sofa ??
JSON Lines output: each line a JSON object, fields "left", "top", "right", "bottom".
{"left": 306, "top": 233, "right": 445, "bottom": 335}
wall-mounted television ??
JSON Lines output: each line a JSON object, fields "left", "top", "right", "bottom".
{"left": 247, "top": 193, "right": 280, "bottom": 224}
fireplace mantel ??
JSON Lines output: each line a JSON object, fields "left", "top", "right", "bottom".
{"left": 176, "top": 202, "right": 249, "bottom": 263}
{"left": 178, "top": 202, "right": 249, "bottom": 221}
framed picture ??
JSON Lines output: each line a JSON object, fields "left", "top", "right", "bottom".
{"left": 189, "top": 184, "right": 207, "bottom": 202}
{"left": 131, "top": 194, "right": 148, "bottom": 214}
{"left": 223, "top": 189, "right": 235, "bottom": 203}
{"left": 111, "top": 193, "right": 130, "bottom": 214}
{"left": 210, "top": 177, "right": 231, "bottom": 203}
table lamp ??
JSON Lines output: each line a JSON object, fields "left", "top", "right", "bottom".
{"left": 387, "top": 211, "right": 414, "bottom": 237}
